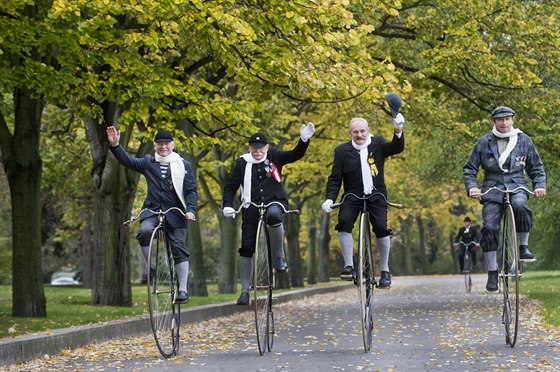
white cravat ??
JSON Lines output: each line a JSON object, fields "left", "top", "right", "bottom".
{"left": 155, "top": 152, "right": 186, "bottom": 209}
{"left": 492, "top": 126, "right": 522, "bottom": 172}
{"left": 351, "top": 135, "right": 373, "bottom": 195}
{"left": 240, "top": 153, "right": 267, "bottom": 205}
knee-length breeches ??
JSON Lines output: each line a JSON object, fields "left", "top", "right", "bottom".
{"left": 238, "top": 204, "right": 284, "bottom": 258}
{"left": 480, "top": 192, "right": 532, "bottom": 252}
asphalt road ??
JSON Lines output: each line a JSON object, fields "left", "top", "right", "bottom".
{"left": 4, "top": 274, "right": 559, "bottom": 371}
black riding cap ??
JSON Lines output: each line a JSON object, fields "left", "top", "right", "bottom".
{"left": 491, "top": 106, "right": 515, "bottom": 119}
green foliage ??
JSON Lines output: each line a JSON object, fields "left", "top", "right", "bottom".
{"left": 522, "top": 271, "right": 560, "bottom": 326}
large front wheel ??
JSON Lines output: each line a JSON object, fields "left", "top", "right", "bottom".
{"left": 253, "top": 219, "right": 273, "bottom": 355}
{"left": 499, "top": 204, "right": 519, "bottom": 347}
{"left": 357, "top": 213, "right": 375, "bottom": 352}
{"left": 147, "top": 226, "right": 180, "bottom": 358}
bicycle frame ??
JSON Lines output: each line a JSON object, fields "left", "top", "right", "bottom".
{"left": 331, "top": 192, "right": 402, "bottom": 353}
{"left": 232, "top": 201, "right": 299, "bottom": 355}
{"left": 124, "top": 207, "right": 187, "bottom": 358}
{"left": 475, "top": 186, "right": 536, "bottom": 348}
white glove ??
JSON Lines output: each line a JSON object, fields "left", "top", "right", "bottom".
{"left": 393, "top": 113, "right": 405, "bottom": 129}
{"left": 322, "top": 199, "right": 333, "bottom": 213}
{"left": 300, "top": 122, "right": 316, "bottom": 142}
{"left": 222, "top": 207, "right": 236, "bottom": 218}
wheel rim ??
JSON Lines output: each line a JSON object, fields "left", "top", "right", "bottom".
{"left": 358, "top": 213, "right": 374, "bottom": 352}
{"left": 500, "top": 205, "right": 519, "bottom": 347}
{"left": 254, "top": 220, "right": 271, "bottom": 355}
{"left": 147, "top": 227, "right": 180, "bottom": 358}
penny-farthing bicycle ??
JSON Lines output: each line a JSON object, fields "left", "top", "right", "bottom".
{"left": 458, "top": 240, "right": 477, "bottom": 293}
{"left": 477, "top": 186, "right": 536, "bottom": 347}
{"left": 125, "top": 207, "right": 187, "bottom": 358}
{"left": 331, "top": 192, "right": 402, "bottom": 352}
{"left": 233, "top": 201, "right": 299, "bottom": 355}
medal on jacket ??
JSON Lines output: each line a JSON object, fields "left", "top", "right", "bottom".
{"left": 264, "top": 159, "right": 282, "bottom": 182}
{"left": 368, "top": 157, "right": 378, "bottom": 177}
{"left": 515, "top": 155, "right": 526, "bottom": 167}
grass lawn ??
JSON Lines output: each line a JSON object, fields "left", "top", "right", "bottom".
{"left": 521, "top": 270, "right": 560, "bottom": 326}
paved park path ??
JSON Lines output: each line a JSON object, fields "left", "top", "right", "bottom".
{"left": 3, "top": 274, "right": 559, "bottom": 371}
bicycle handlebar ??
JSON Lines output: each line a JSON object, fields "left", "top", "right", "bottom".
{"left": 456, "top": 240, "right": 479, "bottom": 247}
{"left": 331, "top": 192, "right": 403, "bottom": 209}
{"left": 476, "top": 186, "right": 535, "bottom": 197}
{"left": 124, "top": 207, "right": 187, "bottom": 226}
{"left": 232, "top": 201, "right": 300, "bottom": 217}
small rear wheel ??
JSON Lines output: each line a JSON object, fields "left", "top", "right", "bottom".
{"left": 147, "top": 226, "right": 180, "bottom": 358}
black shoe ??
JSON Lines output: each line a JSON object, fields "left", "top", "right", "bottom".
{"left": 340, "top": 265, "right": 354, "bottom": 281}
{"left": 174, "top": 290, "right": 189, "bottom": 304}
{"left": 519, "top": 245, "right": 535, "bottom": 260}
{"left": 378, "top": 271, "right": 392, "bottom": 288}
{"left": 276, "top": 257, "right": 288, "bottom": 273}
{"left": 486, "top": 270, "right": 499, "bottom": 292}
{"left": 236, "top": 291, "right": 250, "bottom": 305}
{"left": 140, "top": 268, "right": 155, "bottom": 284}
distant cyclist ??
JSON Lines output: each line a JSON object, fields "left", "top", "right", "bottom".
{"left": 463, "top": 106, "right": 546, "bottom": 293}
{"left": 453, "top": 216, "right": 481, "bottom": 272}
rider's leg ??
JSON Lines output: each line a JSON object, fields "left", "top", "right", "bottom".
{"left": 339, "top": 232, "right": 354, "bottom": 267}
{"left": 511, "top": 193, "right": 535, "bottom": 259}
{"left": 137, "top": 217, "right": 158, "bottom": 283}
{"left": 377, "top": 236, "right": 390, "bottom": 272}
{"left": 237, "top": 207, "right": 259, "bottom": 304}
{"left": 267, "top": 205, "right": 287, "bottom": 272}
{"left": 168, "top": 227, "right": 189, "bottom": 303}
{"left": 335, "top": 199, "right": 361, "bottom": 279}
{"left": 368, "top": 200, "right": 392, "bottom": 287}
{"left": 481, "top": 201, "right": 501, "bottom": 292}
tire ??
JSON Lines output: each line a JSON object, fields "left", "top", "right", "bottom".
{"left": 357, "top": 212, "right": 375, "bottom": 352}
{"left": 464, "top": 253, "right": 472, "bottom": 293}
{"left": 500, "top": 204, "right": 519, "bottom": 347}
{"left": 147, "top": 225, "right": 180, "bottom": 358}
{"left": 253, "top": 218, "right": 272, "bottom": 355}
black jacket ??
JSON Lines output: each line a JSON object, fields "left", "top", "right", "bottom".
{"left": 325, "top": 133, "right": 404, "bottom": 201}
{"left": 222, "top": 139, "right": 310, "bottom": 208}
{"left": 110, "top": 145, "right": 198, "bottom": 228}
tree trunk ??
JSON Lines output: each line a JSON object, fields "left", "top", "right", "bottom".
{"left": 81, "top": 212, "right": 93, "bottom": 288}
{"left": 1, "top": 88, "right": 47, "bottom": 317}
{"left": 317, "top": 213, "right": 330, "bottom": 282}
{"left": 178, "top": 120, "right": 208, "bottom": 296}
{"left": 187, "top": 220, "right": 208, "bottom": 296}
{"left": 84, "top": 110, "right": 145, "bottom": 307}
{"left": 417, "top": 215, "right": 427, "bottom": 274}
{"left": 285, "top": 212, "right": 302, "bottom": 288}
{"left": 398, "top": 214, "right": 414, "bottom": 275}
{"left": 306, "top": 216, "right": 317, "bottom": 285}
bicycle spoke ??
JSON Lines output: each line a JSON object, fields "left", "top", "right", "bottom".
{"left": 500, "top": 205, "right": 519, "bottom": 347}
{"left": 358, "top": 213, "right": 374, "bottom": 352}
{"left": 147, "top": 227, "right": 180, "bottom": 358}
{"left": 253, "top": 220, "right": 271, "bottom": 355}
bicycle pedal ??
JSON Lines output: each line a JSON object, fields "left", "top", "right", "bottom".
{"left": 484, "top": 289, "right": 501, "bottom": 294}
{"left": 520, "top": 258, "right": 537, "bottom": 263}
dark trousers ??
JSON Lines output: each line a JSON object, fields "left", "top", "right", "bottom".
{"left": 238, "top": 204, "right": 283, "bottom": 258}
{"left": 480, "top": 192, "right": 532, "bottom": 253}
{"left": 137, "top": 216, "right": 189, "bottom": 264}
{"left": 335, "top": 194, "right": 392, "bottom": 238}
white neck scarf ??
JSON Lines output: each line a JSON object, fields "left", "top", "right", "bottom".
{"left": 492, "top": 126, "right": 522, "bottom": 171}
{"left": 241, "top": 153, "right": 267, "bottom": 204}
{"left": 155, "top": 152, "right": 186, "bottom": 209}
{"left": 351, "top": 135, "right": 373, "bottom": 195}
